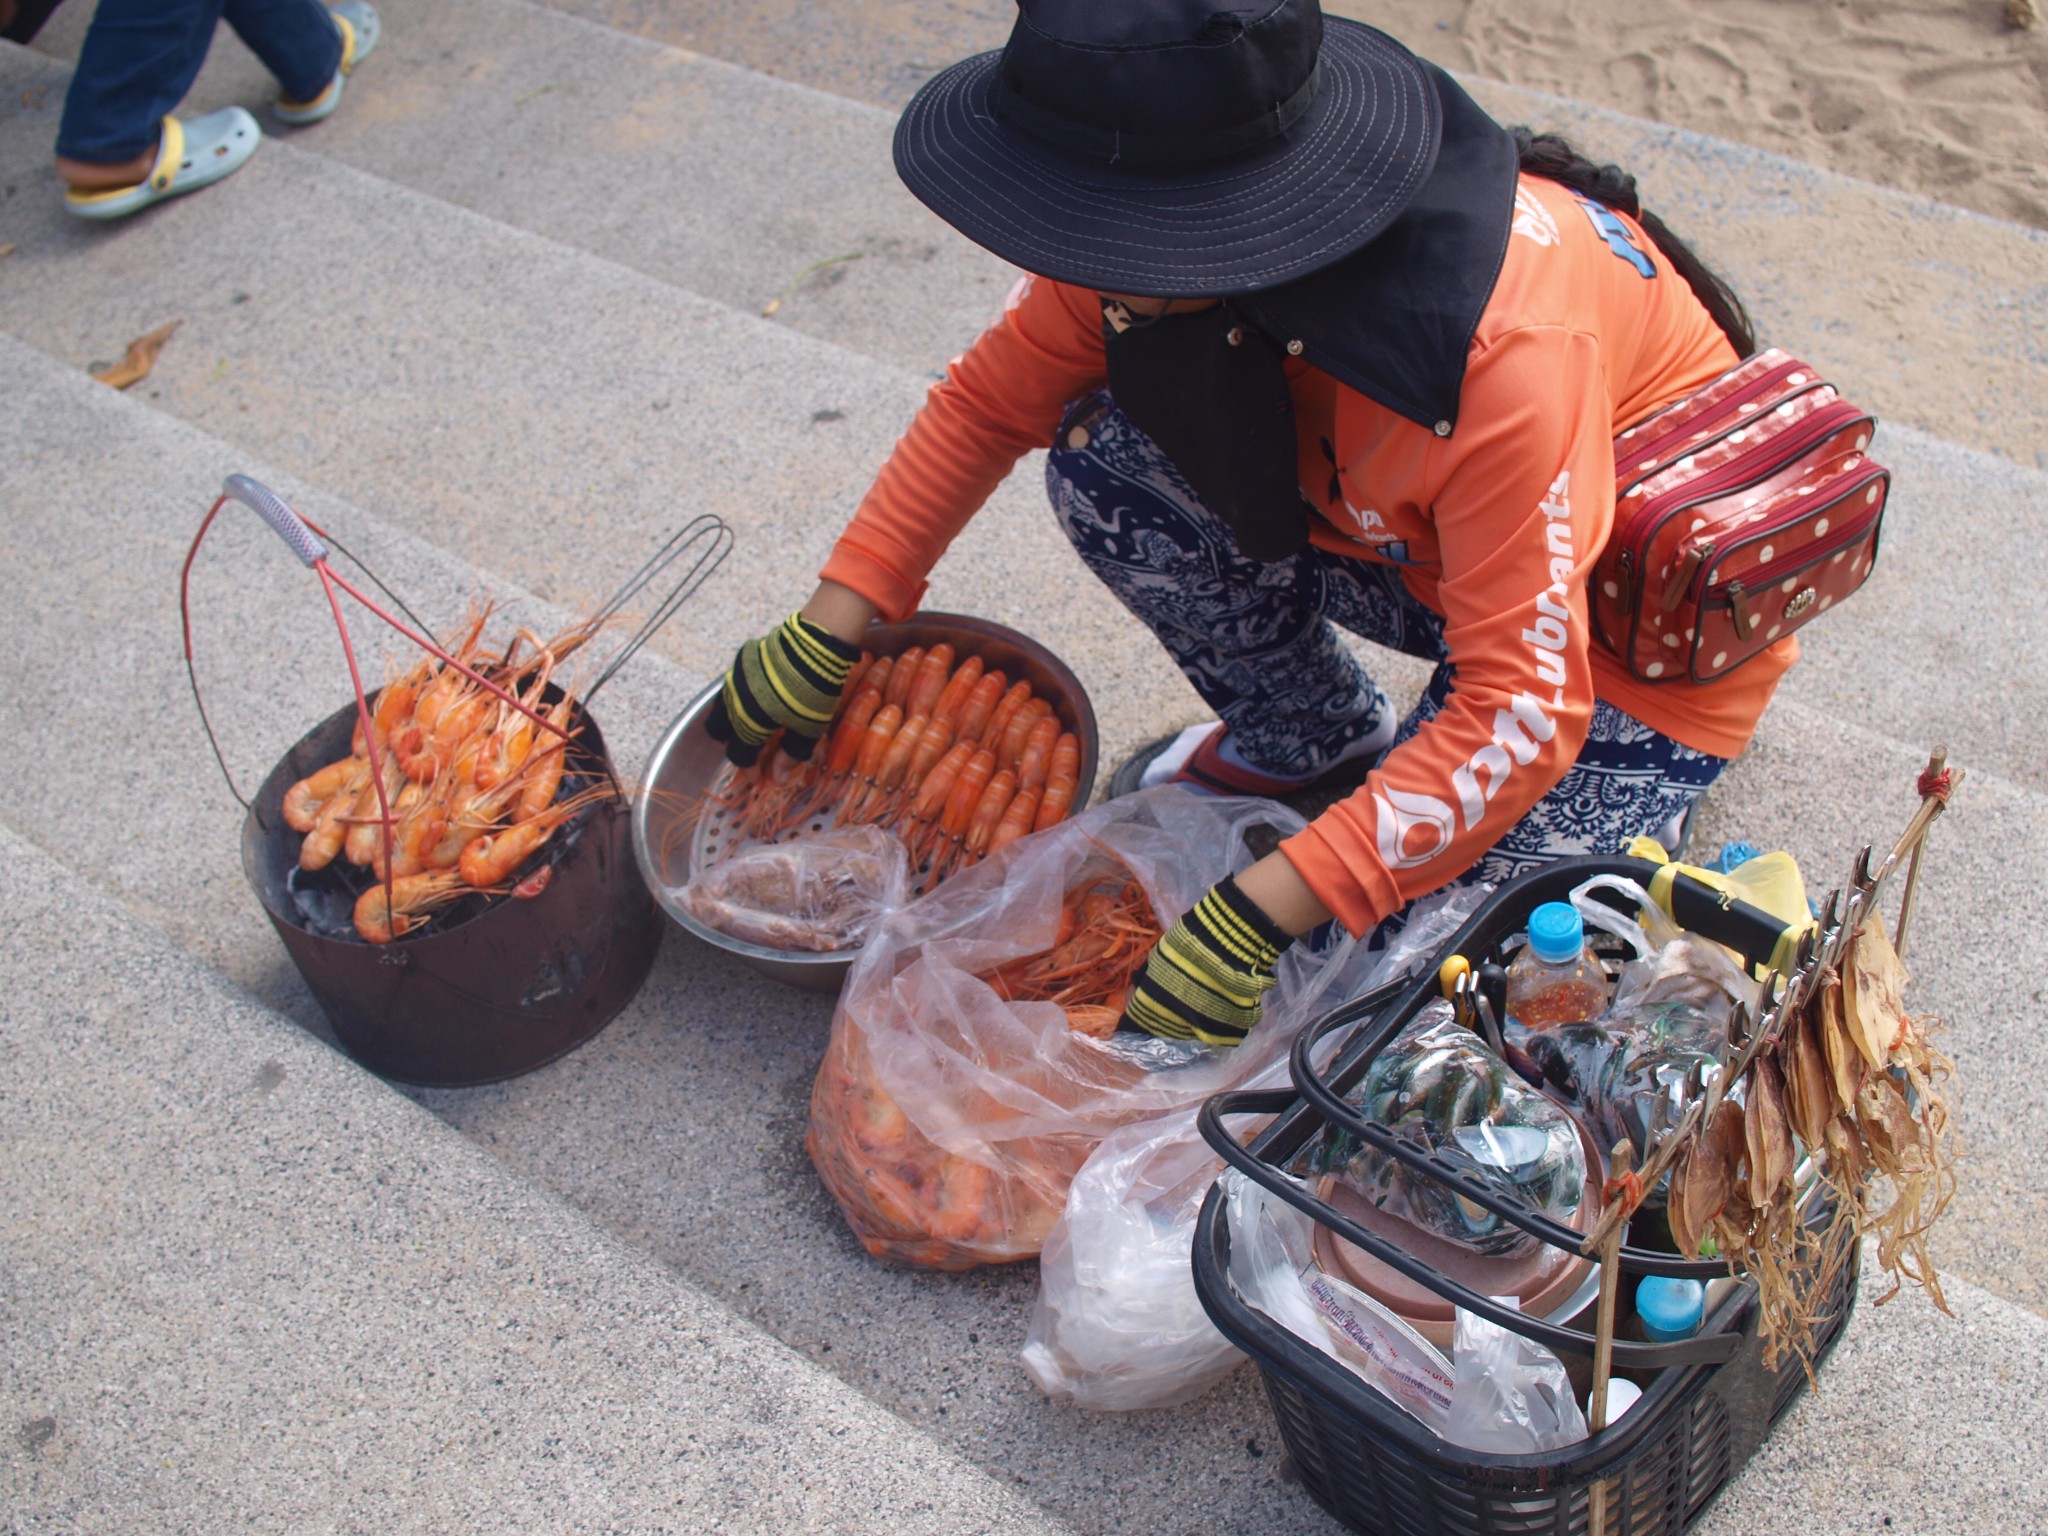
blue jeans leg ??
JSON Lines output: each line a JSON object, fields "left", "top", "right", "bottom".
{"left": 58, "top": 0, "right": 227, "bottom": 162}
{"left": 57, "top": 0, "right": 341, "bottom": 163}
{"left": 223, "top": 0, "right": 344, "bottom": 103}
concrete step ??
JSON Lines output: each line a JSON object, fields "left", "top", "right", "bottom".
{"left": 23, "top": 0, "right": 1017, "bottom": 380}
{"left": 2, "top": 35, "right": 2043, "bottom": 804}
{"left": 4, "top": 320, "right": 2046, "bottom": 1536}
{"left": 0, "top": 325, "right": 1318, "bottom": 1536}
{"left": 0, "top": 820, "right": 1071, "bottom": 1536}
{"left": 23, "top": 0, "right": 2048, "bottom": 471}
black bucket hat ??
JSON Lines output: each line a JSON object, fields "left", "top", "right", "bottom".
{"left": 895, "top": 0, "right": 1443, "bottom": 298}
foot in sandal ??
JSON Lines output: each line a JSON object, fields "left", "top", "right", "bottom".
{"left": 274, "top": 2, "right": 382, "bottom": 126}
{"left": 60, "top": 107, "right": 261, "bottom": 221}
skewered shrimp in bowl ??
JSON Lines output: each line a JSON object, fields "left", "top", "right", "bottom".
{"left": 634, "top": 612, "right": 1099, "bottom": 993}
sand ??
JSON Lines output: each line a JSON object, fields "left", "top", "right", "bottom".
{"left": 1360, "top": 0, "right": 2048, "bottom": 229}
{"left": 557, "top": 0, "right": 2048, "bottom": 233}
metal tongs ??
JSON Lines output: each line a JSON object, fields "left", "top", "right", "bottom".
{"left": 583, "top": 514, "right": 735, "bottom": 704}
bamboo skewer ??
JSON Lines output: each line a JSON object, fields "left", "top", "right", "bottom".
{"left": 1585, "top": 1137, "right": 1635, "bottom": 1536}
{"left": 1891, "top": 747, "right": 1957, "bottom": 960}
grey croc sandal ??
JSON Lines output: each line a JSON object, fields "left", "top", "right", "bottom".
{"left": 275, "top": 1, "right": 381, "bottom": 125}
{"left": 63, "top": 109, "right": 261, "bottom": 220}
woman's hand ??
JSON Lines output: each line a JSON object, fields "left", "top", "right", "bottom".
{"left": 703, "top": 581, "right": 877, "bottom": 766}
{"left": 1118, "top": 859, "right": 1325, "bottom": 1046}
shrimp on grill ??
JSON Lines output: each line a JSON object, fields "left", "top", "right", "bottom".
{"left": 352, "top": 871, "right": 469, "bottom": 944}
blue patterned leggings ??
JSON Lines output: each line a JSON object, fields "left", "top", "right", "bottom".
{"left": 1046, "top": 395, "right": 1728, "bottom": 888}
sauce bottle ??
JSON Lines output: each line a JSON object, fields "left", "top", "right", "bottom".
{"left": 1505, "top": 902, "right": 1607, "bottom": 1027}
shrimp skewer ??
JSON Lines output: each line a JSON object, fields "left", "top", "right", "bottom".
{"left": 902, "top": 739, "right": 976, "bottom": 857}
{"left": 987, "top": 787, "right": 1041, "bottom": 856}
{"left": 920, "top": 747, "right": 995, "bottom": 866}
{"left": 846, "top": 712, "right": 925, "bottom": 824}
{"left": 978, "top": 680, "right": 1032, "bottom": 753}
{"left": 904, "top": 644, "right": 956, "bottom": 719}
{"left": 948, "top": 767, "right": 1017, "bottom": 876}
{"left": 928, "top": 656, "right": 984, "bottom": 732}
{"left": 299, "top": 759, "right": 371, "bottom": 871}
{"left": 883, "top": 647, "right": 923, "bottom": 710}
{"left": 954, "top": 669, "right": 1007, "bottom": 743}
{"left": 997, "top": 697, "right": 1053, "bottom": 769}
{"left": 1015, "top": 715, "right": 1060, "bottom": 795}
{"left": 837, "top": 703, "right": 904, "bottom": 817}
{"left": 1034, "top": 734, "right": 1081, "bottom": 831}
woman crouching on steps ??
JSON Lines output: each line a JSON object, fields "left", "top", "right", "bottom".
{"left": 706, "top": 0, "right": 1785, "bottom": 1047}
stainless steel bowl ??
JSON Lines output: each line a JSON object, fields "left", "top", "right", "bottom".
{"left": 633, "top": 612, "right": 1100, "bottom": 993}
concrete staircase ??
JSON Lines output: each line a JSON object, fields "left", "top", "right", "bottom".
{"left": 4, "top": 4, "right": 2045, "bottom": 1531}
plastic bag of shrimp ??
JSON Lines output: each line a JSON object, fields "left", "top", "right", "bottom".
{"left": 1019, "top": 885, "right": 1487, "bottom": 1410}
{"left": 808, "top": 786, "right": 1349, "bottom": 1271}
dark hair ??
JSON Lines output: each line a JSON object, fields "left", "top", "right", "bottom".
{"left": 1512, "top": 128, "right": 1756, "bottom": 358}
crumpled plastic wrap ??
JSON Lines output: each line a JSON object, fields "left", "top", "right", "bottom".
{"left": 676, "top": 825, "right": 907, "bottom": 952}
{"left": 1443, "top": 1302, "right": 1589, "bottom": 1453}
{"left": 1019, "top": 887, "right": 1484, "bottom": 1410}
{"left": 1316, "top": 1005, "right": 1587, "bottom": 1258}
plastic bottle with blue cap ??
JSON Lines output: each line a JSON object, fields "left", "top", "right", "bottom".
{"left": 1504, "top": 901, "right": 1608, "bottom": 1028}
{"left": 1634, "top": 1275, "right": 1705, "bottom": 1341}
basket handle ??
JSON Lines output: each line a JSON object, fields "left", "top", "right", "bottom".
{"left": 1198, "top": 1089, "right": 1742, "bottom": 1369}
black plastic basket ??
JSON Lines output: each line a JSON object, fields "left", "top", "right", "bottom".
{"left": 1192, "top": 856, "right": 1858, "bottom": 1536}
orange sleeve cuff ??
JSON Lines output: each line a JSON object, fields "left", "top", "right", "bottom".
{"left": 818, "top": 537, "right": 929, "bottom": 625}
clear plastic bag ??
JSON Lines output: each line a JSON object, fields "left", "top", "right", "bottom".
{"left": 1443, "top": 1301, "right": 1589, "bottom": 1453}
{"left": 1220, "top": 1171, "right": 1460, "bottom": 1432}
{"left": 1221, "top": 1180, "right": 1587, "bottom": 1450}
{"left": 1514, "top": 875, "right": 1757, "bottom": 1175}
{"left": 1313, "top": 1005, "right": 1587, "bottom": 1258}
{"left": 807, "top": 787, "right": 1317, "bottom": 1271}
{"left": 1020, "top": 887, "right": 1486, "bottom": 1409}
{"left": 676, "top": 824, "right": 907, "bottom": 952}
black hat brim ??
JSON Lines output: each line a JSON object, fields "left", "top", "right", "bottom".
{"left": 894, "top": 18, "right": 1443, "bottom": 299}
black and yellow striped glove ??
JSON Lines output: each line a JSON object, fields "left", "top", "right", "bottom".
{"left": 1120, "top": 876, "right": 1295, "bottom": 1047}
{"left": 704, "top": 612, "right": 862, "bottom": 767}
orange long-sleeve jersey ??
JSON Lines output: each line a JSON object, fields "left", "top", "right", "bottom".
{"left": 821, "top": 174, "right": 1797, "bottom": 935}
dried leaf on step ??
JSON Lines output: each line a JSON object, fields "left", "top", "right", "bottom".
{"left": 1745, "top": 1056, "right": 1797, "bottom": 1211}
{"left": 1844, "top": 913, "right": 1908, "bottom": 1068}
{"left": 91, "top": 319, "right": 182, "bottom": 389}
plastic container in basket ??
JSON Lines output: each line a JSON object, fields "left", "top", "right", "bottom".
{"left": 1192, "top": 856, "right": 1858, "bottom": 1536}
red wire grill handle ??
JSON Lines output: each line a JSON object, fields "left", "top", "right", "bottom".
{"left": 185, "top": 476, "right": 562, "bottom": 937}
